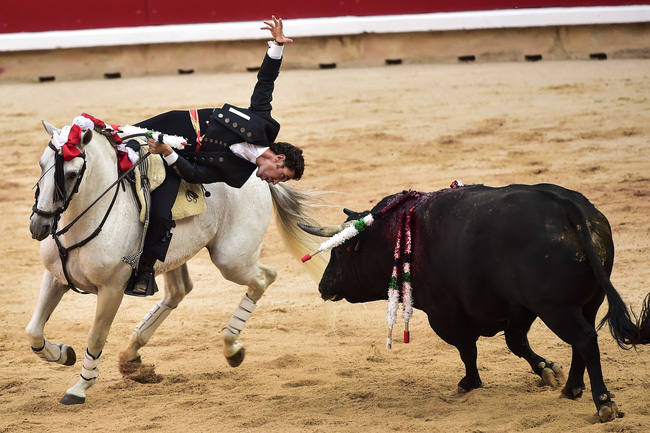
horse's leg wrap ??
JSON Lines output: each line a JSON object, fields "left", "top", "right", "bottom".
{"left": 133, "top": 303, "right": 172, "bottom": 346}
{"left": 80, "top": 349, "right": 101, "bottom": 381}
{"left": 222, "top": 293, "right": 257, "bottom": 337}
{"left": 32, "top": 338, "right": 73, "bottom": 365}
{"left": 60, "top": 350, "right": 102, "bottom": 405}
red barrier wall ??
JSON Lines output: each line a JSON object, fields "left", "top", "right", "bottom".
{"left": 0, "top": 1, "right": 645, "bottom": 34}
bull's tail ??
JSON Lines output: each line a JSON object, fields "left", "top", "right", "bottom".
{"left": 269, "top": 183, "right": 330, "bottom": 282}
{"left": 565, "top": 198, "right": 650, "bottom": 349}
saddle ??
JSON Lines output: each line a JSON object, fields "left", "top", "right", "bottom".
{"left": 133, "top": 142, "right": 207, "bottom": 221}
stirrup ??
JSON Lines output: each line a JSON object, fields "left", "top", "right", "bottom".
{"left": 124, "top": 268, "right": 158, "bottom": 297}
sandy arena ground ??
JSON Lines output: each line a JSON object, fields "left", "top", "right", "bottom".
{"left": 0, "top": 57, "right": 649, "bottom": 432}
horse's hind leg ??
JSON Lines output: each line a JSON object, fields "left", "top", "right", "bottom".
{"left": 213, "top": 250, "right": 277, "bottom": 367}
{"left": 119, "top": 263, "right": 193, "bottom": 376}
{"left": 25, "top": 271, "right": 76, "bottom": 366}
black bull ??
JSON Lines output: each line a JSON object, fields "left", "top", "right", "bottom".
{"left": 299, "top": 183, "right": 650, "bottom": 422}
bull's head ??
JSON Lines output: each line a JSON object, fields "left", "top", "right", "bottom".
{"left": 298, "top": 208, "right": 393, "bottom": 304}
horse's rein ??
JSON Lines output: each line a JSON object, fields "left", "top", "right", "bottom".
{"left": 54, "top": 150, "right": 151, "bottom": 237}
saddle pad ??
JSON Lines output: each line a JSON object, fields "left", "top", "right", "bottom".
{"left": 134, "top": 145, "right": 206, "bottom": 223}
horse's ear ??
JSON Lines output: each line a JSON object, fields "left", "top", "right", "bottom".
{"left": 81, "top": 129, "right": 93, "bottom": 146}
{"left": 42, "top": 120, "right": 59, "bottom": 137}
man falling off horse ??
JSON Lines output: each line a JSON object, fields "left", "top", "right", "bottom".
{"left": 130, "top": 15, "right": 304, "bottom": 296}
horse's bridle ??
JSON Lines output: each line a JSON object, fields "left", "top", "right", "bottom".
{"left": 31, "top": 138, "right": 149, "bottom": 294}
{"left": 32, "top": 142, "right": 87, "bottom": 219}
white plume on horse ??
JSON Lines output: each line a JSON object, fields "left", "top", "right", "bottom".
{"left": 121, "top": 124, "right": 188, "bottom": 149}
{"left": 26, "top": 117, "right": 326, "bottom": 405}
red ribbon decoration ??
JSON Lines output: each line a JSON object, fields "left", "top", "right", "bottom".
{"left": 62, "top": 124, "right": 82, "bottom": 161}
{"left": 117, "top": 151, "right": 133, "bottom": 171}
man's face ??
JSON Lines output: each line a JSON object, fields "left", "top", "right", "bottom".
{"left": 256, "top": 154, "right": 295, "bottom": 184}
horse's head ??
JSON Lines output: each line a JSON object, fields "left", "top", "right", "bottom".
{"left": 30, "top": 120, "right": 92, "bottom": 241}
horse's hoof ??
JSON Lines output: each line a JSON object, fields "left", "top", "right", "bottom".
{"left": 226, "top": 347, "right": 246, "bottom": 367}
{"left": 62, "top": 345, "right": 77, "bottom": 366}
{"left": 60, "top": 393, "right": 85, "bottom": 405}
{"left": 118, "top": 355, "right": 142, "bottom": 376}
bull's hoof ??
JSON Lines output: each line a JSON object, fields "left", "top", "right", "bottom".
{"left": 62, "top": 345, "right": 77, "bottom": 366}
{"left": 598, "top": 401, "right": 622, "bottom": 422}
{"left": 226, "top": 347, "right": 246, "bottom": 368}
{"left": 457, "top": 376, "right": 482, "bottom": 393}
{"left": 561, "top": 385, "right": 584, "bottom": 399}
{"left": 60, "top": 393, "right": 85, "bottom": 405}
{"left": 540, "top": 362, "right": 563, "bottom": 388}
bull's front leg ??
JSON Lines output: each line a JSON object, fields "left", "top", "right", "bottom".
{"left": 25, "top": 271, "right": 76, "bottom": 366}
{"left": 456, "top": 340, "right": 483, "bottom": 393}
{"left": 221, "top": 263, "right": 277, "bottom": 367}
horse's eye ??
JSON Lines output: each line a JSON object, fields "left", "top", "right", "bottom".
{"left": 66, "top": 172, "right": 78, "bottom": 182}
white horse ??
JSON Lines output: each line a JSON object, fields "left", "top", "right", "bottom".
{"left": 27, "top": 118, "right": 324, "bottom": 405}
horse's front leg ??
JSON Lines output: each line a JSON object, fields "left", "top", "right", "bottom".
{"left": 60, "top": 286, "right": 124, "bottom": 405}
{"left": 25, "top": 271, "right": 76, "bottom": 366}
{"left": 222, "top": 263, "right": 277, "bottom": 367}
{"left": 119, "top": 264, "right": 193, "bottom": 377}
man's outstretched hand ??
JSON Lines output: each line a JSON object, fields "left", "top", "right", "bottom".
{"left": 262, "top": 15, "right": 293, "bottom": 45}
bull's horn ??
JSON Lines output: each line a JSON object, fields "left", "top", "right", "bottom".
{"left": 297, "top": 221, "right": 354, "bottom": 237}
{"left": 343, "top": 208, "right": 358, "bottom": 216}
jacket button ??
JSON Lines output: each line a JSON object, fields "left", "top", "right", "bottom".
{"left": 218, "top": 113, "right": 223, "bottom": 118}
{"left": 225, "top": 118, "right": 230, "bottom": 123}
{"left": 219, "top": 157, "right": 224, "bottom": 162}
{"left": 247, "top": 132, "right": 252, "bottom": 137}
{"left": 232, "top": 122, "right": 238, "bottom": 128}
{"left": 240, "top": 127, "right": 245, "bottom": 133}
{"left": 201, "top": 157, "right": 205, "bottom": 161}
{"left": 209, "top": 157, "right": 214, "bottom": 162}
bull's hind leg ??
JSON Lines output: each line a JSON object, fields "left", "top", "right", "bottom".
{"left": 504, "top": 308, "right": 563, "bottom": 387}
{"left": 539, "top": 306, "right": 620, "bottom": 422}
{"left": 561, "top": 295, "right": 604, "bottom": 400}
{"left": 119, "top": 263, "right": 193, "bottom": 378}
{"left": 25, "top": 271, "right": 76, "bottom": 366}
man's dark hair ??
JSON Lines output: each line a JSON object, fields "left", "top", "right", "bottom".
{"left": 270, "top": 141, "right": 304, "bottom": 180}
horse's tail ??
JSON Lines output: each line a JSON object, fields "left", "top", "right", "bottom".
{"left": 269, "top": 183, "right": 329, "bottom": 281}
{"left": 561, "top": 194, "right": 650, "bottom": 349}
